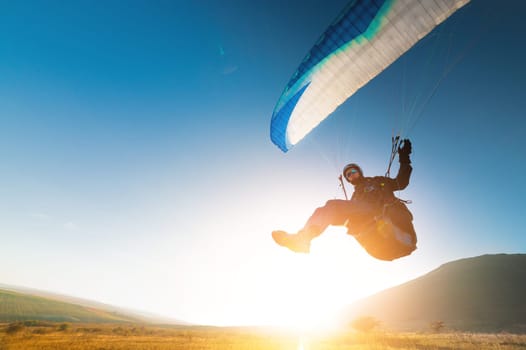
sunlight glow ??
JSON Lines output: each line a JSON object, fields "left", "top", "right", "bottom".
{"left": 297, "top": 338, "right": 305, "bottom": 350}
{"left": 101, "top": 179, "right": 433, "bottom": 329}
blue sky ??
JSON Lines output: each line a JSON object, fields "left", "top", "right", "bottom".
{"left": 1, "top": 0, "right": 525, "bottom": 327}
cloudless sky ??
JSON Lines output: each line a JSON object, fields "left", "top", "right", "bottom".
{"left": 1, "top": 0, "right": 525, "bottom": 328}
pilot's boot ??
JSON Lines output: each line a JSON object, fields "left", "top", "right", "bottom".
{"left": 271, "top": 226, "right": 322, "bottom": 253}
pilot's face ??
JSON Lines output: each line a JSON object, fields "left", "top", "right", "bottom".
{"left": 345, "top": 168, "right": 361, "bottom": 184}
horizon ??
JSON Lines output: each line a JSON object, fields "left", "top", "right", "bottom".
{"left": 1, "top": 252, "right": 524, "bottom": 331}
{"left": 1, "top": 0, "right": 525, "bottom": 329}
{"left": 2, "top": 252, "right": 523, "bottom": 329}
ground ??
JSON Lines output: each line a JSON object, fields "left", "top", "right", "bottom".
{"left": 1, "top": 323, "right": 525, "bottom": 350}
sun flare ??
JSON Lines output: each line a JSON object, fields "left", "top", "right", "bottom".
{"left": 253, "top": 227, "right": 387, "bottom": 332}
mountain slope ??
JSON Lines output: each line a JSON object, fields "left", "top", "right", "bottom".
{"left": 0, "top": 289, "right": 142, "bottom": 323}
{"left": 347, "top": 254, "right": 526, "bottom": 332}
{"left": 0, "top": 284, "right": 188, "bottom": 325}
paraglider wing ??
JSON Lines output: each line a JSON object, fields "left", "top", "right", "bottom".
{"left": 270, "top": 0, "right": 469, "bottom": 152}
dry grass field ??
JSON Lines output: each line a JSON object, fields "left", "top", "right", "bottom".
{"left": 1, "top": 322, "right": 525, "bottom": 350}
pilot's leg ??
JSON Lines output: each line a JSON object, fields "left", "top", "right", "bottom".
{"left": 272, "top": 200, "right": 373, "bottom": 253}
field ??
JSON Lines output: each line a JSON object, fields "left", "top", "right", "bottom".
{"left": 0, "top": 290, "right": 137, "bottom": 323}
{"left": 1, "top": 323, "right": 525, "bottom": 350}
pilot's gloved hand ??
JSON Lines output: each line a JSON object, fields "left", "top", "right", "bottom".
{"left": 398, "top": 139, "right": 412, "bottom": 163}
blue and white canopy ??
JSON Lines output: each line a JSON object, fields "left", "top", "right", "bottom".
{"left": 270, "top": 0, "right": 469, "bottom": 152}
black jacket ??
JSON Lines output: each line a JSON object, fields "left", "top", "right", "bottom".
{"left": 348, "top": 160, "right": 416, "bottom": 261}
{"left": 350, "top": 161, "right": 412, "bottom": 207}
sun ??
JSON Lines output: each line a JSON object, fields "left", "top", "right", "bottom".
{"left": 248, "top": 226, "right": 380, "bottom": 332}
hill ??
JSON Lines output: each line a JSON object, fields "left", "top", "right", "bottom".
{"left": 0, "top": 283, "right": 190, "bottom": 326}
{"left": 0, "top": 285, "right": 187, "bottom": 324}
{"left": 346, "top": 254, "right": 526, "bottom": 333}
{"left": 0, "top": 288, "right": 142, "bottom": 323}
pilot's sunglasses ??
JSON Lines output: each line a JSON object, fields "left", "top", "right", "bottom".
{"left": 345, "top": 168, "right": 358, "bottom": 177}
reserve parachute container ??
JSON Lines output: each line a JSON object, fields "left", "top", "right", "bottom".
{"left": 270, "top": 0, "right": 469, "bottom": 152}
